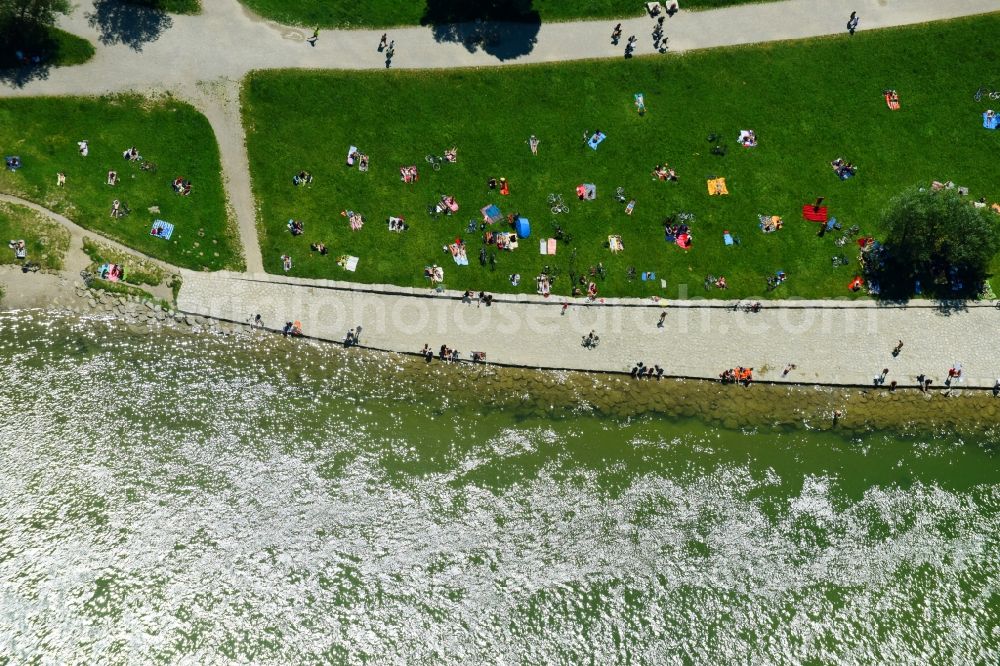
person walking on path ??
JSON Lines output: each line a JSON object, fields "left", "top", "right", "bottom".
{"left": 658, "top": 310, "right": 667, "bottom": 328}
{"left": 306, "top": 28, "right": 319, "bottom": 47}
{"left": 847, "top": 12, "right": 860, "bottom": 36}
{"left": 611, "top": 23, "right": 622, "bottom": 44}
{"left": 892, "top": 339, "right": 904, "bottom": 356}
{"left": 378, "top": 33, "right": 388, "bottom": 51}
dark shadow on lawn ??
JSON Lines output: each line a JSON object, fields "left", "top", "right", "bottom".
{"left": 0, "top": 25, "right": 55, "bottom": 88}
{"left": 421, "top": 0, "right": 540, "bottom": 61}
{"left": 87, "top": 0, "right": 173, "bottom": 52}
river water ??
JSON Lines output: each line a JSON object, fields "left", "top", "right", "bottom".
{"left": 1, "top": 311, "right": 998, "bottom": 664}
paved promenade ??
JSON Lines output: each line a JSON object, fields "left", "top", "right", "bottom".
{"left": 177, "top": 271, "right": 1000, "bottom": 389}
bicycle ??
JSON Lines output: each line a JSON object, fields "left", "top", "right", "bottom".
{"left": 139, "top": 160, "right": 157, "bottom": 174}
{"left": 974, "top": 86, "right": 1000, "bottom": 102}
{"left": 551, "top": 222, "right": 573, "bottom": 244}
{"left": 831, "top": 255, "right": 850, "bottom": 267}
{"left": 425, "top": 154, "right": 444, "bottom": 171}
{"left": 547, "top": 193, "right": 569, "bottom": 214}
{"left": 614, "top": 187, "right": 626, "bottom": 203}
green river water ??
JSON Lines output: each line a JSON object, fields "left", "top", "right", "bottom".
{"left": 0, "top": 311, "right": 998, "bottom": 664}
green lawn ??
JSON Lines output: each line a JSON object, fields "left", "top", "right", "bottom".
{"left": 126, "top": 0, "right": 201, "bottom": 13}
{"left": 0, "top": 95, "right": 242, "bottom": 272}
{"left": 0, "top": 200, "right": 70, "bottom": 270}
{"left": 239, "top": 0, "right": 771, "bottom": 28}
{"left": 243, "top": 15, "right": 1000, "bottom": 300}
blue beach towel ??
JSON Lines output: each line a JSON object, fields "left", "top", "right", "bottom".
{"left": 587, "top": 132, "right": 607, "bottom": 150}
{"left": 723, "top": 232, "right": 734, "bottom": 246}
{"left": 640, "top": 271, "right": 655, "bottom": 281}
{"left": 984, "top": 112, "right": 999, "bottom": 130}
{"left": 150, "top": 219, "right": 174, "bottom": 240}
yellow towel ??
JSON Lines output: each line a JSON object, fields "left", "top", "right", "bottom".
{"left": 707, "top": 178, "right": 728, "bottom": 196}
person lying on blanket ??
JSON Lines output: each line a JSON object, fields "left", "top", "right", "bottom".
{"left": 444, "top": 147, "right": 458, "bottom": 163}
{"left": 653, "top": 164, "right": 677, "bottom": 181}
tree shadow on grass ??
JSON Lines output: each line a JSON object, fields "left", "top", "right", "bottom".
{"left": 0, "top": 26, "right": 56, "bottom": 88}
{"left": 421, "top": 0, "right": 540, "bottom": 61}
{"left": 87, "top": 0, "right": 173, "bottom": 52}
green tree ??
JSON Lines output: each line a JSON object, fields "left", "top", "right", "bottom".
{"left": 874, "top": 187, "right": 1000, "bottom": 299}
{"left": 0, "top": 0, "right": 72, "bottom": 27}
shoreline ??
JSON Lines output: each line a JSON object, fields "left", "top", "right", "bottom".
{"left": 3, "top": 268, "right": 1000, "bottom": 401}
{"left": 4, "top": 305, "right": 1000, "bottom": 438}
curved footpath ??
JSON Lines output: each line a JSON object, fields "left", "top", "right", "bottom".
{"left": 177, "top": 270, "right": 1000, "bottom": 389}
{"left": 2, "top": 0, "right": 999, "bottom": 97}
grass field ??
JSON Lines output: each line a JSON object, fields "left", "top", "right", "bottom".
{"left": 128, "top": 0, "right": 201, "bottom": 13}
{"left": 0, "top": 200, "right": 70, "bottom": 271}
{"left": 239, "top": 0, "right": 771, "bottom": 28}
{"left": 243, "top": 16, "right": 1000, "bottom": 300}
{"left": 0, "top": 95, "right": 242, "bottom": 272}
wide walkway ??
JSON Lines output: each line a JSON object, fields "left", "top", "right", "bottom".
{"left": 2, "top": 0, "right": 998, "bottom": 97}
{"left": 178, "top": 271, "right": 1000, "bottom": 389}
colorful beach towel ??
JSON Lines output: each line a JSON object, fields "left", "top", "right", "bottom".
{"left": 884, "top": 91, "right": 900, "bottom": 110}
{"left": 723, "top": 231, "right": 734, "bottom": 246}
{"left": 150, "top": 219, "right": 173, "bottom": 240}
{"left": 481, "top": 204, "right": 502, "bottom": 224}
{"left": 707, "top": 178, "right": 728, "bottom": 196}
{"left": 984, "top": 112, "right": 999, "bottom": 130}
{"left": 802, "top": 205, "right": 828, "bottom": 222}
{"left": 588, "top": 132, "right": 607, "bottom": 150}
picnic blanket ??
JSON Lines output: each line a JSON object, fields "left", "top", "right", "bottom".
{"left": 608, "top": 235, "right": 624, "bottom": 253}
{"left": 346, "top": 145, "right": 358, "bottom": 165}
{"left": 495, "top": 232, "right": 518, "bottom": 251}
{"left": 481, "top": 204, "right": 502, "bottom": 224}
{"left": 802, "top": 205, "right": 828, "bottom": 222}
{"left": 588, "top": 131, "right": 607, "bottom": 150}
{"left": 342, "top": 210, "right": 364, "bottom": 230}
{"left": 707, "top": 178, "right": 728, "bottom": 196}
{"left": 576, "top": 183, "right": 596, "bottom": 200}
{"left": 640, "top": 272, "right": 656, "bottom": 281}
{"left": 539, "top": 238, "right": 557, "bottom": 255}
{"left": 759, "top": 215, "right": 783, "bottom": 232}
{"left": 150, "top": 220, "right": 174, "bottom": 240}
{"left": 723, "top": 231, "right": 734, "bottom": 246}
{"left": 449, "top": 243, "right": 469, "bottom": 266}
{"left": 738, "top": 130, "right": 756, "bottom": 147}
{"left": 676, "top": 233, "right": 691, "bottom": 249}
{"left": 884, "top": 91, "right": 900, "bottom": 110}
{"left": 341, "top": 256, "right": 359, "bottom": 272}
{"left": 984, "top": 112, "right": 999, "bottom": 130}
{"left": 400, "top": 165, "right": 418, "bottom": 183}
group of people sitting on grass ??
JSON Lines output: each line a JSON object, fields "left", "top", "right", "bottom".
{"left": 172, "top": 177, "right": 192, "bottom": 196}
{"left": 720, "top": 367, "right": 754, "bottom": 386}
{"left": 704, "top": 274, "right": 728, "bottom": 290}
{"left": 288, "top": 219, "right": 304, "bottom": 236}
{"left": 122, "top": 146, "right": 141, "bottom": 162}
{"left": 293, "top": 170, "right": 313, "bottom": 186}
{"left": 341, "top": 209, "right": 364, "bottom": 230}
{"left": 400, "top": 165, "right": 418, "bottom": 183}
{"left": 652, "top": 163, "right": 678, "bottom": 181}
{"left": 387, "top": 216, "right": 409, "bottom": 231}
{"left": 5, "top": 156, "right": 21, "bottom": 171}
{"left": 310, "top": 241, "right": 328, "bottom": 255}
{"left": 831, "top": 158, "right": 857, "bottom": 180}
{"left": 765, "top": 270, "right": 788, "bottom": 291}
{"left": 759, "top": 215, "right": 783, "bottom": 233}
{"left": 664, "top": 220, "right": 692, "bottom": 245}
{"left": 347, "top": 149, "right": 370, "bottom": 172}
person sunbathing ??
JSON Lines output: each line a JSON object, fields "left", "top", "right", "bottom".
{"left": 359, "top": 154, "right": 369, "bottom": 171}
{"left": 122, "top": 146, "right": 139, "bottom": 161}
{"left": 528, "top": 135, "right": 539, "bottom": 155}
{"left": 444, "top": 147, "right": 457, "bottom": 163}
{"left": 310, "top": 242, "right": 328, "bottom": 255}
{"left": 281, "top": 254, "right": 292, "bottom": 271}
{"left": 715, "top": 276, "right": 728, "bottom": 289}
{"left": 107, "top": 170, "right": 118, "bottom": 185}
{"left": 294, "top": 170, "right": 313, "bottom": 185}
{"left": 289, "top": 219, "right": 304, "bottom": 235}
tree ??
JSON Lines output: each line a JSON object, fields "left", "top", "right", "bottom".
{"left": 872, "top": 187, "right": 1000, "bottom": 299}
{"left": 0, "top": 0, "right": 72, "bottom": 28}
